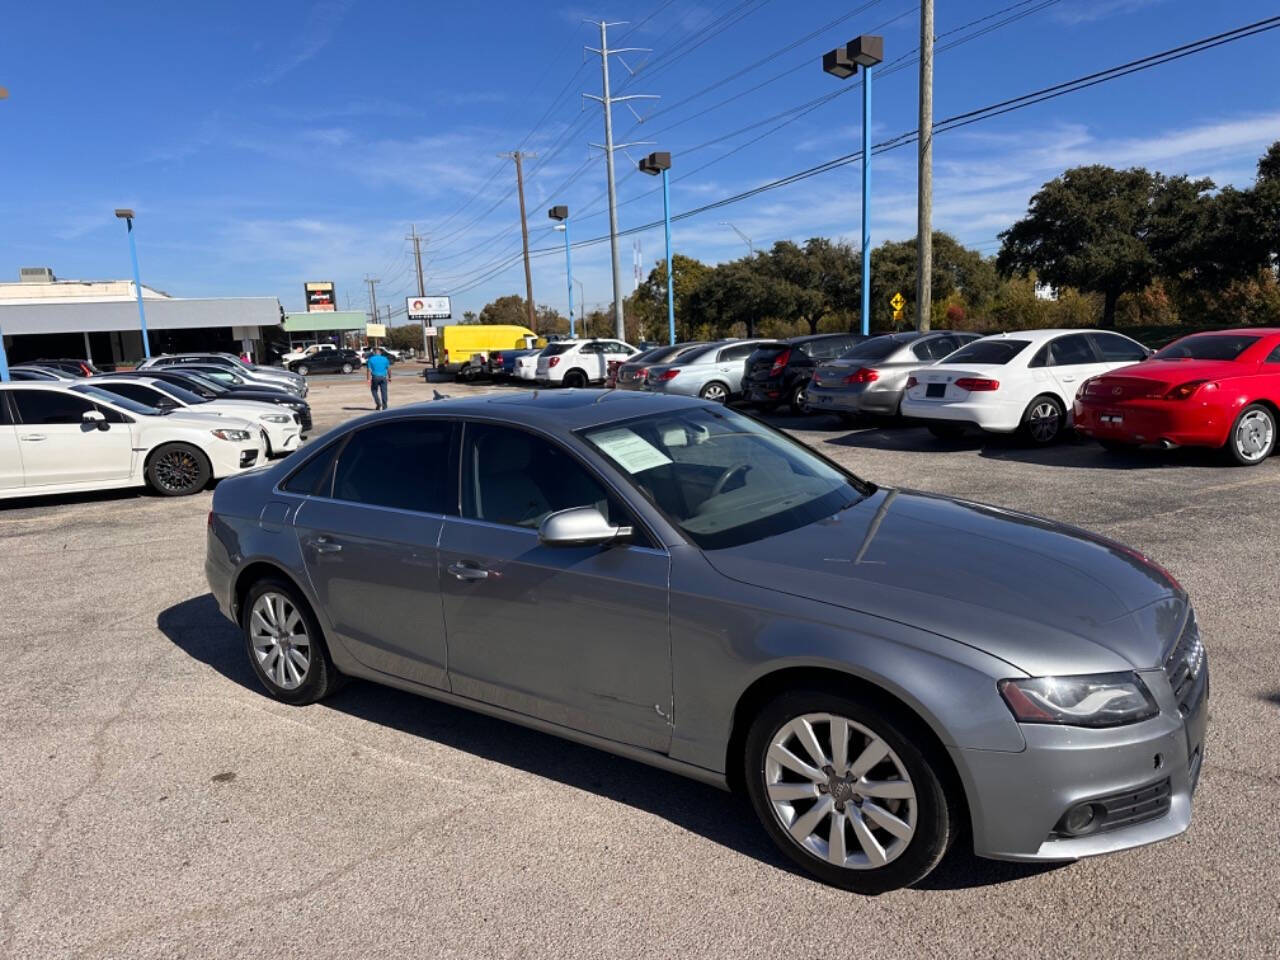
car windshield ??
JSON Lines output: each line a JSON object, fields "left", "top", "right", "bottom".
{"left": 178, "top": 372, "right": 229, "bottom": 395}
{"left": 837, "top": 337, "right": 906, "bottom": 362}
{"left": 579, "top": 406, "right": 869, "bottom": 550}
{"left": 72, "top": 384, "right": 161, "bottom": 415}
{"left": 1153, "top": 334, "right": 1260, "bottom": 361}
{"left": 939, "top": 339, "right": 1030, "bottom": 365}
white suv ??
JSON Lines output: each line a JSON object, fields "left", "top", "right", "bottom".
{"left": 535, "top": 339, "right": 638, "bottom": 388}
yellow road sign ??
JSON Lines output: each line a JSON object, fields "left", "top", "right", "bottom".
{"left": 890, "top": 292, "right": 906, "bottom": 311}
{"left": 893, "top": 307, "right": 905, "bottom": 322}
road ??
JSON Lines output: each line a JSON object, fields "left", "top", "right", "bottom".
{"left": 2, "top": 371, "right": 1277, "bottom": 959}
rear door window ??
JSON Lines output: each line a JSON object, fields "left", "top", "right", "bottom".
{"left": 329, "top": 419, "right": 457, "bottom": 513}
{"left": 1048, "top": 334, "right": 1098, "bottom": 366}
{"left": 716, "top": 342, "right": 758, "bottom": 362}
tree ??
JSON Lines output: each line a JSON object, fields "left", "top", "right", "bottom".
{"left": 461, "top": 310, "right": 479, "bottom": 324}
{"left": 478, "top": 295, "right": 530, "bottom": 327}
{"left": 997, "top": 165, "right": 1198, "bottom": 328}
{"left": 384, "top": 324, "right": 422, "bottom": 353}
{"left": 871, "top": 232, "right": 995, "bottom": 329}
{"left": 632, "top": 253, "right": 711, "bottom": 341}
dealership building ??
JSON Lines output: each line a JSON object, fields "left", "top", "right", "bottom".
{"left": 0, "top": 267, "right": 283, "bottom": 367}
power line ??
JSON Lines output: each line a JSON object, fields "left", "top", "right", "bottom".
{"left": 442, "top": 15, "right": 1280, "bottom": 296}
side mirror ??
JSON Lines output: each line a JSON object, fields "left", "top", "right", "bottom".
{"left": 82, "top": 410, "right": 109, "bottom": 431}
{"left": 538, "top": 506, "right": 632, "bottom": 547}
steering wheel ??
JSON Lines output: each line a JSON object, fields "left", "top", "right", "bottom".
{"left": 710, "top": 463, "right": 752, "bottom": 498}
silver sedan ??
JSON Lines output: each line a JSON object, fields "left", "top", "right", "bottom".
{"left": 642, "top": 339, "right": 769, "bottom": 402}
{"left": 805, "top": 331, "right": 981, "bottom": 420}
{"left": 207, "top": 391, "right": 1206, "bottom": 893}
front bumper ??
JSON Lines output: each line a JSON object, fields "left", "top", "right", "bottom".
{"left": 1074, "top": 398, "right": 1228, "bottom": 448}
{"left": 208, "top": 434, "right": 268, "bottom": 478}
{"left": 957, "top": 660, "right": 1207, "bottom": 862}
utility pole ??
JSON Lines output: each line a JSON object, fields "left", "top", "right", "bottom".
{"left": 499, "top": 151, "right": 537, "bottom": 331}
{"left": 409, "top": 224, "right": 431, "bottom": 360}
{"left": 916, "top": 0, "right": 934, "bottom": 332}
{"left": 584, "top": 20, "right": 657, "bottom": 340}
{"left": 364, "top": 275, "right": 380, "bottom": 331}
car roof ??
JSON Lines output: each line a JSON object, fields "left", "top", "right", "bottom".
{"left": 967, "top": 328, "right": 1135, "bottom": 345}
{"left": 397, "top": 389, "right": 708, "bottom": 431}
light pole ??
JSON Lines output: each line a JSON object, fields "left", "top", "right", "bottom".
{"left": 114, "top": 208, "right": 152, "bottom": 358}
{"left": 548, "top": 205, "right": 576, "bottom": 337}
{"left": 719, "top": 221, "right": 753, "bottom": 256}
{"left": 823, "top": 35, "right": 883, "bottom": 337}
{"left": 638, "top": 152, "right": 676, "bottom": 346}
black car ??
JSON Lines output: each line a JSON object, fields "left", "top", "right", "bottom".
{"left": 743, "top": 333, "right": 867, "bottom": 413}
{"left": 99, "top": 370, "right": 312, "bottom": 432}
{"left": 30, "top": 358, "right": 103, "bottom": 376}
{"left": 287, "top": 349, "right": 360, "bottom": 375}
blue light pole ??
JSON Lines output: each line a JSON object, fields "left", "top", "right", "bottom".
{"left": 823, "top": 36, "right": 883, "bottom": 337}
{"left": 548, "top": 205, "right": 576, "bottom": 337}
{"left": 115, "top": 208, "right": 151, "bottom": 358}
{"left": 639, "top": 151, "right": 675, "bottom": 345}
{"left": 0, "top": 326, "right": 10, "bottom": 383}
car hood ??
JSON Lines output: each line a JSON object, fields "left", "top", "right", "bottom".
{"left": 143, "top": 409, "right": 256, "bottom": 430}
{"left": 703, "top": 487, "right": 1186, "bottom": 676}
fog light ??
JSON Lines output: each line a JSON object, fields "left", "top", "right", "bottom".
{"left": 1060, "top": 803, "right": 1102, "bottom": 836}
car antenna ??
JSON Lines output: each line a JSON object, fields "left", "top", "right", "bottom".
{"left": 432, "top": 390, "right": 450, "bottom": 401}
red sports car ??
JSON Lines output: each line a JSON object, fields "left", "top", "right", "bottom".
{"left": 1074, "top": 328, "right": 1280, "bottom": 465}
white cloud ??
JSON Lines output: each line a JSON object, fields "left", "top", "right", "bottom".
{"left": 254, "top": 0, "right": 353, "bottom": 86}
{"left": 1051, "top": 0, "right": 1167, "bottom": 25}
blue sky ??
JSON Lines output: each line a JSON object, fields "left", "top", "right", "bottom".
{"left": 3, "top": 1, "right": 1278, "bottom": 322}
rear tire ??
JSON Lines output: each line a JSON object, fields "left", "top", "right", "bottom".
{"left": 743, "top": 689, "right": 956, "bottom": 893}
{"left": 1225, "top": 403, "right": 1276, "bottom": 466}
{"left": 1020, "top": 394, "right": 1065, "bottom": 445}
{"left": 564, "top": 370, "right": 589, "bottom": 389}
{"left": 788, "top": 382, "right": 809, "bottom": 415}
{"left": 242, "top": 577, "right": 342, "bottom": 706}
{"left": 146, "top": 443, "right": 211, "bottom": 496}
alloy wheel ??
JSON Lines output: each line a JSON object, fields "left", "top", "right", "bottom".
{"left": 702, "top": 383, "right": 728, "bottom": 403}
{"left": 1027, "top": 400, "right": 1061, "bottom": 443}
{"left": 153, "top": 449, "right": 202, "bottom": 492}
{"left": 765, "top": 713, "right": 917, "bottom": 869}
{"left": 1235, "top": 408, "right": 1274, "bottom": 462}
{"left": 250, "top": 592, "right": 312, "bottom": 690}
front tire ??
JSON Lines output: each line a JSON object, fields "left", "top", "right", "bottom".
{"left": 146, "top": 443, "right": 211, "bottom": 496}
{"left": 340, "top": 362, "right": 353, "bottom": 374}
{"left": 743, "top": 689, "right": 955, "bottom": 893}
{"left": 1225, "top": 403, "right": 1276, "bottom": 466}
{"left": 242, "top": 577, "right": 342, "bottom": 705}
{"left": 699, "top": 380, "right": 730, "bottom": 403}
{"left": 1020, "top": 394, "right": 1065, "bottom": 445}
{"left": 296, "top": 364, "right": 309, "bottom": 376}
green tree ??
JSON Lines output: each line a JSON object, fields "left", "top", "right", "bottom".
{"left": 477, "top": 295, "right": 531, "bottom": 327}
{"left": 632, "top": 253, "right": 712, "bottom": 341}
{"left": 997, "top": 165, "right": 1203, "bottom": 328}
{"left": 870, "top": 232, "right": 995, "bottom": 329}
{"left": 461, "top": 310, "right": 479, "bottom": 324}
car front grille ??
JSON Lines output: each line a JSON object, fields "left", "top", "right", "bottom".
{"left": 1163, "top": 610, "right": 1206, "bottom": 716}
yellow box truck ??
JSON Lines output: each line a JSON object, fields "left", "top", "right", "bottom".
{"left": 437, "top": 325, "right": 540, "bottom": 379}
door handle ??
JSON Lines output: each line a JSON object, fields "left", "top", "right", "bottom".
{"left": 447, "top": 561, "right": 490, "bottom": 581}
{"left": 311, "top": 537, "right": 342, "bottom": 554}
{"left": 20, "top": 434, "right": 47, "bottom": 442}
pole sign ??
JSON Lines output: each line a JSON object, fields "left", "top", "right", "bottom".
{"left": 366, "top": 323, "right": 387, "bottom": 339}
{"left": 305, "top": 282, "right": 336, "bottom": 312}
{"left": 406, "top": 296, "right": 452, "bottom": 321}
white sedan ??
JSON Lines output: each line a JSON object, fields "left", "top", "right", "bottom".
{"left": 91, "top": 376, "right": 303, "bottom": 457}
{"left": 900, "top": 328, "right": 1150, "bottom": 444}
{"left": 535, "top": 338, "right": 639, "bottom": 387}
{"left": 0, "top": 382, "right": 266, "bottom": 500}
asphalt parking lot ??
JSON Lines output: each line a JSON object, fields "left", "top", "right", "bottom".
{"left": 3, "top": 370, "right": 1278, "bottom": 959}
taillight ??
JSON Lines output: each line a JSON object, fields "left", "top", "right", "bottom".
{"left": 549, "top": 356, "right": 560, "bottom": 368}
{"left": 638, "top": 367, "right": 649, "bottom": 380}
{"left": 843, "top": 367, "right": 878, "bottom": 384}
{"left": 657, "top": 369, "right": 680, "bottom": 381}
{"left": 905, "top": 375, "right": 918, "bottom": 389}
{"left": 955, "top": 377, "right": 1000, "bottom": 391}
{"left": 769, "top": 349, "right": 791, "bottom": 377}
{"left": 493, "top": 352, "right": 503, "bottom": 364}
{"left": 1165, "top": 380, "right": 1212, "bottom": 400}
{"left": 442, "top": 349, "right": 449, "bottom": 363}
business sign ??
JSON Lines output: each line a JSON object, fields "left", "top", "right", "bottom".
{"left": 366, "top": 323, "right": 387, "bottom": 339}
{"left": 305, "top": 281, "right": 336, "bottom": 312}
{"left": 406, "top": 295, "right": 452, "bottom": 321}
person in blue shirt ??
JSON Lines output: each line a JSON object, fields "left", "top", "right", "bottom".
{"left": 366, "top": 346, "right": 392, "bottom": 410}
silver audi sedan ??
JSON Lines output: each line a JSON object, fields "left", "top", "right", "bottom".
{"left": 206, "top": 391, "right": 1206, "bottom": 893}
{"left": 805, "top": 330, "right": 982, "bottom": 421}
{"left": 642, "top": 338, "right": 770, "bottom": 402}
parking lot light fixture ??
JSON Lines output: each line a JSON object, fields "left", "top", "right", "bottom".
{"left": 639, "top": 151, "right": 675, "bottom": 346}
{"left": 115, "top": 208, "right": 152, "bottom": 359}
{"left": 548, "top": 205, "right": 575, "bottom": 337}
{"left": 823, "top": 35, "right": 883, "bottom": 337}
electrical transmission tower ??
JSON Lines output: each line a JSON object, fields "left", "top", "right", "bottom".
{"left": 583, "top": 19, "right": 656, "bottom": 340}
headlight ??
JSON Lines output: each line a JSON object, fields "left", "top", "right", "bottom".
{"left": 211, "top": 428, "right": 252, "bottom": 442}
{"left": 998, "top": 672, "right": 1158, "bottom": 727}
{"left": 261, "top": 414, "right": 291, "bottom": 423}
